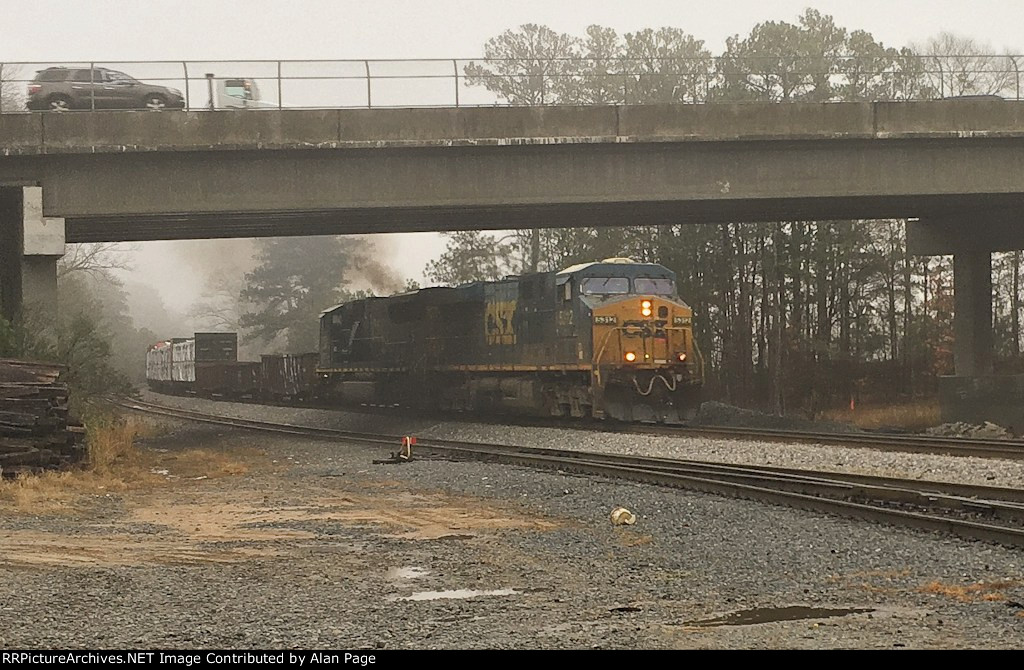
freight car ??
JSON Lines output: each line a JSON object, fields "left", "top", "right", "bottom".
{"left": 146, "top": 333, "right": 319, "bottom": 402}
{"left": 318, "top": 259, "right": 703, "bottom": 422}
{"left": 146, "top": 332, "right": 240, "bottom": 395}
{"left": 260, "top": 352, "right": 319, "bottom": 401}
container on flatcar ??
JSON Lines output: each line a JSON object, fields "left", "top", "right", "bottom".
{"left": 192, "top": 332, "right": 244, "bottom": 395}
{"left": 146, "top": 332, "right": 240, "bottom": 396}
{"left": 194, "top": 332, "right": 238, "bottom": 363}
{"left": 171, "top": 338, "right": 195, "bottom": 384}
{"left": 146, "top": 340, "right": 174, "bottom": 392}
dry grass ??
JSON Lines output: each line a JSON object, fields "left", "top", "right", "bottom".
{"left": 85, "top": 415, "right": 158, "bottom": 473}
{"left": 0, "top": 414, "right": 249, "bottom": 514}
{"left": 151, "top": 448, "right": 251, "bottom": 479}
{"left": 918, "top": 579, "right": 1022, "bottom": 603}
{"left": 0, "top": 416, "right": 161, "bottom": 512}
{"left": 820, "top": 400, "right": 941, "bottom": 431}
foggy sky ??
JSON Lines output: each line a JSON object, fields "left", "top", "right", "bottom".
{"left": 4, "top": 0, "right": 1022, "bottom": 316}
{"left": 5, "top": 1, "right": 1024, "bottom": 62}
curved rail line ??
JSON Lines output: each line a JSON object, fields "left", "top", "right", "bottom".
{"left": 117, "top": 397, "right": 1024, "bottom": 549}
{"left": 145, "top": 390, "right": 1024, "bottom": 460}
{"left": 354, "top": 406, "right": 1024, "bottom": 460}
{"left": 621, "top": 424, "right": 1024, "bottom": 460}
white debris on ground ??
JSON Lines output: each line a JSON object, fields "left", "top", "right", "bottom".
{"left": 925, "top": 422, "right": 1013, "bottom": 439}
{"left": 609, "top": 507, "right": 637, "bottom": 525}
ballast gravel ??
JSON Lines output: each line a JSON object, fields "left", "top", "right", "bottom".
{"left": 139, "top": 390, "right": 1024, "bottom": 490}
{"left": 2, "top": 415, "right": 1024, "bottom": 649}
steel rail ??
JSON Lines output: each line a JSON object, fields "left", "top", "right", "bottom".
{"left": 626, "top": 423, "right": 1024, "bottom": 460}
{"left": 115, "top": 398, "right": 1024, "bottom": 548}
{"left": 119, "top": 399, "right": 1024, "bottom": 501}
{"left": 125, "top": 391, "right": 1024, "bottom": 461}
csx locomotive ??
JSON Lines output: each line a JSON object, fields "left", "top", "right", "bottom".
{"left": 147, "top": 259, "right": 704, "bottom": 423}
{"left": 318, "top": 259, "right": 703, "bottom": 422}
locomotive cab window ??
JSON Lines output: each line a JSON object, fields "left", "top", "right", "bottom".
{"left": 579, "top": 277, "right": 630, "bottom": 295}
{"left": 633, "top": 278, "right": 676, "bottom": 296}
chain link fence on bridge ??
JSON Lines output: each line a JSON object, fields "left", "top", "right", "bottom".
{"left": 0, "top": 55, "right": 1021, "bottom": 113}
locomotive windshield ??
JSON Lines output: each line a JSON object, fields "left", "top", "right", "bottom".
{"left": 633, "top": 278, "right": 676, "bottom": 295}
{"left": 580, "top": 277, "right": 630, "bottom": 295}
{"left": 579, "top": 276, "right": 676, "bottom": 296}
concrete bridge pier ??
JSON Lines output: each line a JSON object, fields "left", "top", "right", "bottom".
{"left": 909, "top": 220, "right": 1024, "bottom": 432}
{"left": 0, "top": 186, "right": 65, "bottom": 337}
{"left": 942, "top": 247, "right": 1024, "bottom": 431}
{"left": 952, "top": 248, "right": 993, "bottom": 377}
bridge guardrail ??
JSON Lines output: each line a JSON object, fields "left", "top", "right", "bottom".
{"left": 0, "top": 56, "right": 1021, "bottom": 113}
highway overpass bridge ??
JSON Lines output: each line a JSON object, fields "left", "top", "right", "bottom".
{"left": 3, "top": 99, "right": 1024, "bottom": 423}
{"left": 4, "top": 101, "right": 1024, "bottom": 240}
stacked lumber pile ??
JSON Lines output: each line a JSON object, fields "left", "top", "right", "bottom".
{"left": 0, "top": 359, "right": 85, "bottom": 475}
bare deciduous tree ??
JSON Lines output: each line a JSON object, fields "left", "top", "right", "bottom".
{"left": 0, "top": 63, "right": 25, "bottom": 113}
{"left": 190, "top": 270, "right": 246, "bottom": 333}
{"left": 914, "top": 32, "right": 1017, "bottom": 97}
{"left": 58, "top": 243, "right": 134, "bottom": 279}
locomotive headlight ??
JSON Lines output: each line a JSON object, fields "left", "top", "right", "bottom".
{"left": 624, "top": 351, "right": 637, "bottom": 362}
{"left": 677, "top": 352, "right": 687, "bottom": 362}
{"left": 641, "top": 300, "right": 653, "bottom": 317}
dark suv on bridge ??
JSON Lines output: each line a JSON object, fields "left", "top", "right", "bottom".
{"left": 26, "top": 67, "right": 185, "bottom": 111}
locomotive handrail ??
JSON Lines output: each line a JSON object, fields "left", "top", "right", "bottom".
{"left": 590, "top": 326, "right": 625, "bottom": 385}
{"left": 691, "top": 337, "right": 706, "bottom": 380}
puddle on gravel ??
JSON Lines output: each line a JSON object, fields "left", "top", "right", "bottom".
{"left": 389, "top": 588, "right": 521, "bottom": 602}
{"left": 387, "top": 566, "right": 429, "bottom": 582}
{"left": 684, "top": 606, "right": 874, "bottom": 628}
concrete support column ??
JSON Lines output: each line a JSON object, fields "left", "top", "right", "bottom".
{"left": 0, "top": 187, "right": 25, "bottom": 325}
{"left": 953, "top": 248, "right": 993, "bottom": 376}
{"left": 0, "top": 186, "right": 64, "bottom": 330}
{"left": 21, "top": 256, "right": 59, "bottom": 317}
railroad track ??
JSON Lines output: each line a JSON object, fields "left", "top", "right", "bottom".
{"left": 138, "top": 390, "right": 1024, "bottom": 460}
{"left": 320, "top": 398, "right": 1024, "bottom": 459}
{"left": 117, "top": 397, "right": 1024, "bottom": 549}
{"left": 625, "top": 424, "right": 1024, "bottom": 460}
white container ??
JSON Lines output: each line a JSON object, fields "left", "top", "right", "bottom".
{"left": 171, "top": 338, "right": 196, "bottom": 383}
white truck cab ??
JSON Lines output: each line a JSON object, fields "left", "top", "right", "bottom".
{"left": 211, "top": 78, "right": 276, "bottom": 109}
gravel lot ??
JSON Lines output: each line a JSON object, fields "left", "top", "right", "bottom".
{"left": 139, "top": 390, "right": 1024, "bottom": 489}
{"left": 0, "top": 396, "right": 1022, "bottom": 649}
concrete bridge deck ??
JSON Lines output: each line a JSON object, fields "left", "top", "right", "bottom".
{"left": 7, "top": 100, "right": 1024, "bottom": 155}
{"left": 2, "top": 100, "right": 1024, "bottom": 242}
